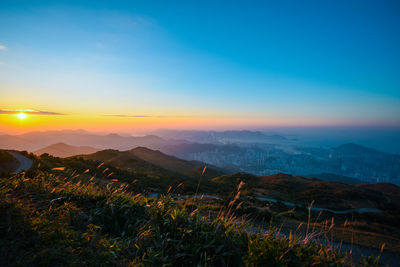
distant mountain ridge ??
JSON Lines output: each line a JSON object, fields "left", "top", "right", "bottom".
{"left": 33, "top": 142, "right": 100, "bottom": 158}
{"left": 2, "top": 131, "right": 399, "bottom": 185}
{"left": 0, "top": 130, "right": 180, "bottom": 152}
{"left": 332, "top": 143, "right": 382, "bottom": 155}
{"left": 153, "top": 129, "right": 287, "bottom": 144}
{"left": 307, "top": 173, "right": 364, "bottom": 184}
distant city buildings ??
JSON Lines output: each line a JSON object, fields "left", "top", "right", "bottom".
{"left": 176, "top": 145, "right": 400, "bottom": 185}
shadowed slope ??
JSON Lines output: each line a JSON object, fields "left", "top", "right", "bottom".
{"left": 213, "top": 172, "right": 399, "bottom": 211}
{"left": 0, "top": 150, "right": 19, "bottom": 173}
{"left": 128, "top": 147, "right": 224, "bottom": 178}
{"left": 79, "top": 147, "right": 224, "bottom": 179}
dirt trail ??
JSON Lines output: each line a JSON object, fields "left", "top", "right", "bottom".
{"left": 8, "top": 151, "right": 33, "bottom": 172}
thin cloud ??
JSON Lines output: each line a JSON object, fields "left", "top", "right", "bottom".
{"left": 0, "top": 109, "right": 65, "bottom": 115}
{"left": 102, "top": 114, "right": 169, "bottom": 118}
{"left": 0, "top": 45, "right": 7, "bottom": 50}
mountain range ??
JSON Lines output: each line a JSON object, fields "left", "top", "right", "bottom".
{"left": 0, "top": 130, "right": 174, "bottom": 151}
{"left": 33, "top": 142, "right": 100, "bottom": 158}
{"left": 152, "top": 129, "right": 288, "bottom": 144}
{"left": 2, "top": 130, "right": 399, "bottom": 185}
{"left": 30, "top": 142, "right": 376, "bottom": 185}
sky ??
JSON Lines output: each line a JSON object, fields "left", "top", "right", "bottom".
{"left": 0, "top": 0, "right": 400, "bottom": 133}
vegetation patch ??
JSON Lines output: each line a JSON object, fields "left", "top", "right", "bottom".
{"left": 0, "top": 162, "right": 384, "bottom": 266}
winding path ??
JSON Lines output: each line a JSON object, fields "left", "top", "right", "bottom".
{"left": 256, "top": 197, "right": 384, "bottom": 214}
{"left": 8, "top": 151, "right": 33, "bottom": 172}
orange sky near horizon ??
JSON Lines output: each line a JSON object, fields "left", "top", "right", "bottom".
{"left": 0, "top": 110, "right": 385, "bottom": 135}
{"left": 0, "top": 113, "right": 271, "bottom": 134}
{"left": 1, "top": 2, "right": 400, "bottom": 135}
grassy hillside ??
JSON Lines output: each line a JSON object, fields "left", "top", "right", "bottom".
{"left": 128, "top": 147, "right": 224, "bottom": 178}
{"left": 307, "top": 173, "right": 364, "bottom": 184}
{"left": 213, "top": 173, "right": 398, "bottom": 210}
{"left": 212, "top": 172, "right": 400, "bottom": 254}
{"left": 1, "top": 152, "right": 397, "bottom": 265}
{"left": 80, "top": 147, "right": 224, "bottom": 180}
{"left": 80, "top": 149, "right": 171, "bottom": 176}
{"left": 38, "top": 152, "right": 200, "bottom": 194}
{"left": 0, "top": 164, "right": 379, "bottom": 266}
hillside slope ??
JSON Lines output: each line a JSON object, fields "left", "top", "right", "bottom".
{"left": 34, "top": 142, "right": 100, "bottom": 158}
{"left": 213, "top": 172, "right": 399, "bottom": 211}
{"left": 3, "top": 152, "right": 399, "bottom": 260}
{"left": 0, "top": 166, "right": 366, "bottom": 266}
{"left": 128, "top": 147, "right": 224, "bottom": 178}
{"left": 79, "top": 147, "right": 224, "bottom": 179}
{"left": 307, "top": 173, "right": 363, "bottom": 184}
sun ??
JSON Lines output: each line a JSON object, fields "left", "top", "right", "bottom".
{"left": 16, "top": 112, "right": 28, "bottom": 120}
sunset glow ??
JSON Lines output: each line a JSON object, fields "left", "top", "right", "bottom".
{"left": 0, "top": 1, "right": 399, "bottom": 133}
{"left": 16, "top": 112, "right": 27, "bottom": 120}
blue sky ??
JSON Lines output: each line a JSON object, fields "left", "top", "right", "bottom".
{"left": 0, "top": 0, "right": 399, "bottom": 130}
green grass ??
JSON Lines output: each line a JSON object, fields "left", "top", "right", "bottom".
{"left": 0, "top": 163, "right": 383, "bottom": 266}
